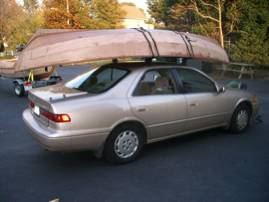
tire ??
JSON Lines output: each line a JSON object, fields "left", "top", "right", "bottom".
{"left": 230, "top": 103, "right": 251, "bottom": 133}
{"left": 104, "top": 124, "right": 145, "bottom": 164}
{"left": 14, "top": 83, "right": 25, "bottom": 97}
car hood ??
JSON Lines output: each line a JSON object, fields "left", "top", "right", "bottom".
{"left": 29, "top": 83, "right": 87, "bottom": 102}
{"left": 225, "top": 87, "right": 254, "bottom": 100}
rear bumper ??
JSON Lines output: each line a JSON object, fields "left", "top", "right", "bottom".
{"left": 22, "top": 109, "right": 109, "bottom": 152}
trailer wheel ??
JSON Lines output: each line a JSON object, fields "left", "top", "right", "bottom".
{"left": 14, "top": 83, "right": 25, "bottom": 97}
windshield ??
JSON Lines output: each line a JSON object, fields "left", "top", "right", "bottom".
{"left": 65, "top": 67, "right": 129, "bottom": 94}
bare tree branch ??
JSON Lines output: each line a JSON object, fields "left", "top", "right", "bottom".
{"left": 225, "top": 21, "right": 235, "bottom": 36}
{"left": 199, "top": 0, "right": 218, "bottom": 10}
{"left": 190, "top": 1, "right": 219, "bottom": 23}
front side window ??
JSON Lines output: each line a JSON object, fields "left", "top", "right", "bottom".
{"left": 134, "top": 69, "right": 177, "bottom": 96}
{"left": 65, "top": 67, "right": 129, "bottom": 94}
{"left": 176, "top": 69, "right": 216, "bottom": 93}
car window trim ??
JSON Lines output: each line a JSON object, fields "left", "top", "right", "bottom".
{"left": 175, "top": 67, "right": 218, "bottom": 94}
{"left": 132, "top": 68, "right": 181, "bottom": 97}
{"left": 171, "top": 68, "right": 185, "bottom": 93}
{"left": 76, "top": 66, "right": 130, "bottom": 94}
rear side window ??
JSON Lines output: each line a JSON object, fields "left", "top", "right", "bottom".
{"left": 134, "top": 69, "right": 177, "bottom": 96}
{"left": 177, "top": 69, "right": 216, "bottom": 93}
{"left": 65, "top": 67, "right": 129, "bottom": 94}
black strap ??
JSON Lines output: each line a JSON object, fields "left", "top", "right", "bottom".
{"left": 140, "top": 27, "right": 160, "bottom": 57}
{"left": 174, "top": 31, "right": 194, "bottom": 57}
{"left": 184, "top": 34, "right": 194, "bottom": 56}
{"left": 133, "top": 28, "right": 155, "bottom": 57}
{"left": 133, "top": 28, "right": 194, "bottom": 59}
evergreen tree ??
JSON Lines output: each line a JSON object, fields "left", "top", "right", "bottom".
{"left": 230, "top": 0, "right": 269, "bottom": 64}
{"left": 148, "top": 0, "right": 269, "bottom": 64}
{"left": 149, "top": 0, "right": 242, "bottom": 48}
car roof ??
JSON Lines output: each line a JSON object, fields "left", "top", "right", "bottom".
{"left": 100, "top": 61, "right": 196, "bottom": 71}
{"left": 99, "top": 61, "right": 217, "bottom": 86}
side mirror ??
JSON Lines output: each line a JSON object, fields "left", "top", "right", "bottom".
{"left": 239, "top": 83, "right": 248, "bottom": 90}
{"left": 217, "top": 86, "right": 226, "bottom": 94}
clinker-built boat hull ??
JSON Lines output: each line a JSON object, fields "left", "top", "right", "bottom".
{"left": 0, "top": 28, "right": 229, "bottom": 78}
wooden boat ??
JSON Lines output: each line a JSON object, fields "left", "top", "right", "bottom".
{"left": 0, "top": 58, "right": 55, "bottom": 79}
{"left": 0, "top": 28, "right": 229, "bottom": 79}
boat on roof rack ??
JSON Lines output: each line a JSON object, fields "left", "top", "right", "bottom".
{"left": 0, "top": 28, "right": 229, "bottom": 97}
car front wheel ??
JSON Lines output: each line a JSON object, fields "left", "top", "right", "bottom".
{"left": 104, "top": 124, "right": 145, "bottom": 164}
{"left": 230, "top": 103, "right": 251, "bottom": 133}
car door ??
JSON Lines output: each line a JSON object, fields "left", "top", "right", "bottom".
{"left": 176, "top": 68, "right": 228, "bottom": 131}
{"left": 128, "top": 68, "right": 188, "bottom": 141}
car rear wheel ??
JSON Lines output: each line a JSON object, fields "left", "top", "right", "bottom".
{"left": 14, "top": 83, "right": 25, "bottom": 97}
{"left": 104, "top": 124, "right": 145, "bottom": 164}
{"left": 230, "top": 103, "right": 251, "bottom": 133}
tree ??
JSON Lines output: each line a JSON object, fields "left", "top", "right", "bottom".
{"left": 230, "top": 0, "right": 269, "bottom": 64}
{"left": 43, "top": 0, "right": 91, "bottom": 29}
{"left": 0, "top": 0, "right": 24, "bottom": 50}
{"left": 148, "top": 0, "right": 180, "bottom": 29}
{"left": 88, "top": 0, "right": 125, "bottom": 29}
{"left": 148, "top": 0, "right": 242, "bottom": 47}
{"left": 23, "top": 0, "right": 39, "bottom": 14}
{"left": 187, "top": 0, "right": 225, "bottom": 47}
{"left": 148, "top": 0, "right": 269, "bottom": 64}
{"left": 0, "top": 0, "right": 44, "bottom": 50}
{"left": 10, "top": 10, "right": 44, "bottom": 48}
{"left": 43, "top": 0, "right": 125, "bottom": 29}
{"left": 172, "top": 0, "right": 243, "bottom": 48}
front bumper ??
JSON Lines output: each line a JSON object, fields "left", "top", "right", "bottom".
{"left": 251, "top": 102, "right": 260, "bottom": 122}
{"left": 22, "top": 109, "right": 109, "bottom": 151}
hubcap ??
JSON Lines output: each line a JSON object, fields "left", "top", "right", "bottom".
{"left": 114, "top": 130, "right": 139, "bottom": 159}
{"left": 15, "top": 85, "right": 21, "bottom": 95}
{"left": 237, "top": 110, "right": 248, "bottom": 130}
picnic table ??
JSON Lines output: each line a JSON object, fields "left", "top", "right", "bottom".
{"left": 220, "top": 62, "right": 255, "bottom": 79}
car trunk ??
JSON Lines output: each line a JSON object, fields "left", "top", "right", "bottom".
{"left": 28, "top": 84, "right": 87, "bottom": 127}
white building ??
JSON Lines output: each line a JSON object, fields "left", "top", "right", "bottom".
{"left": 121, "top": 4, "right": 154, "bottom": 29}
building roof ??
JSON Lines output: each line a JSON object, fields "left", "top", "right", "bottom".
{"left": 121, "top": 4, "right": 146, "bottom": 20}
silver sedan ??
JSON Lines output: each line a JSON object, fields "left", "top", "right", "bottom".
{"left": 23, "top": 62, "right": 259, "bottom": 163}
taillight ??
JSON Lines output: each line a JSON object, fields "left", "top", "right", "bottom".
{"left": 24, "top": 81, "right": 32, "bottom": 86}
{"left": 29, "top": 100, "right": 35, "bottom": 108}
{"left": 41, "top": 110, "right": 71, "bottom": 123}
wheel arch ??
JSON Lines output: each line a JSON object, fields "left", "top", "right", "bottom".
{"left": 228, "top": 99, "right": 253, "bottom": 133}
{"left": 110, "top": 119, "right": 148, "bottom": 141}
{"left": 235, "top": 99, "right": 253, "bottom": 116}
{"left": 13, "top": 79, "right": 24, "bottom": 85}
{"left": 94, "top": 118, "right": 148, "bottom": 159}
{"left": 101, "top": 119, "right": 148, "bottom": 163}
{"left": 13, "top": 79, "right": 25, "bottom": 97}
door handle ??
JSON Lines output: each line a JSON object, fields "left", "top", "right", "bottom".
{"left": 136, "top": 107, "right": 147, "bottom": 112}
{"left": 190, "top": 103, "right": 198, "bottom": 107}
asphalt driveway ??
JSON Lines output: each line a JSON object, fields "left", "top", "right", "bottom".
{"left": 0, "top": 66, "right": 268, "bottom": 202}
